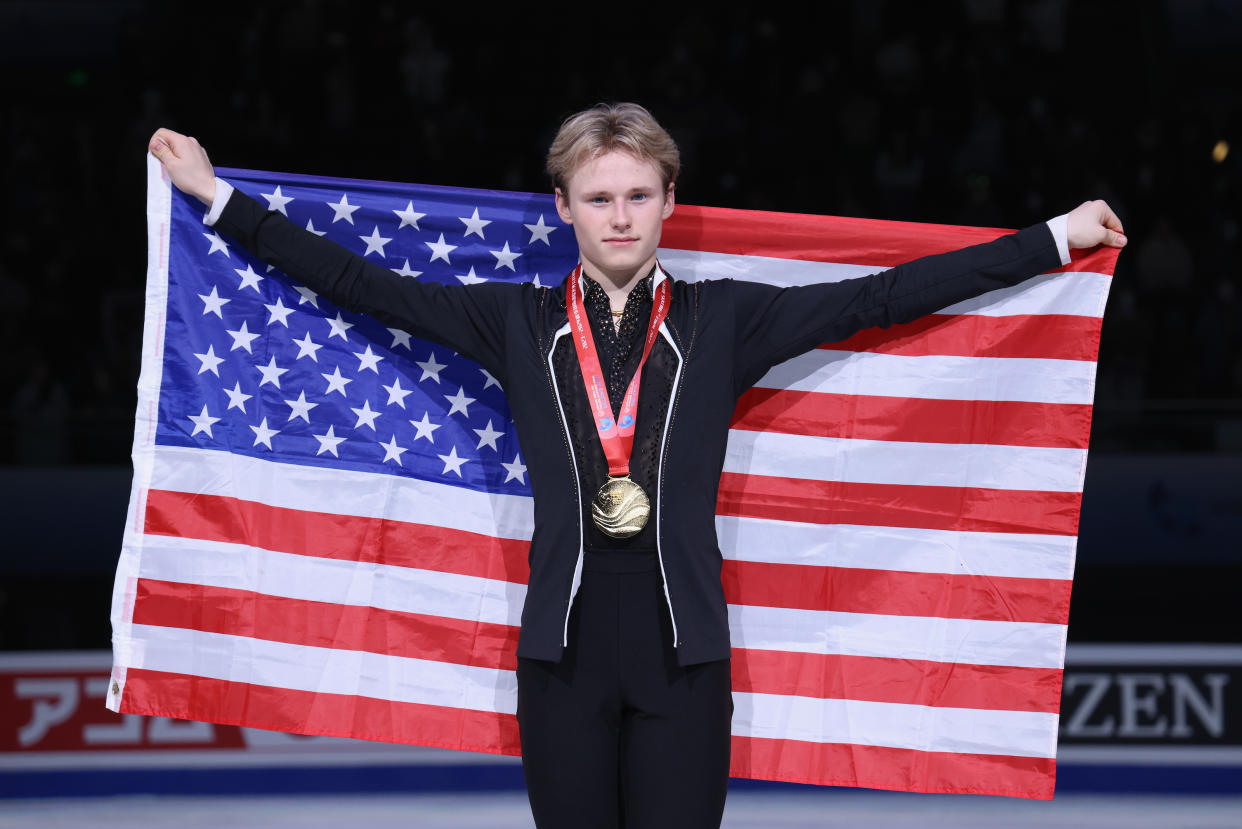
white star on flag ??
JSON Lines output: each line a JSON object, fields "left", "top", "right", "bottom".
{"left": 379, "top": 435, "right": 407, "bottom": 465}
{"left": 426, "top": 233, "right": 456, "bottom": 264}
{"left": 394, "top": 201, "right": 425, "bottom": 230}
{"left": 392, "top": 260, "right": 421, "bottom": 278}
{"left": 456, "top": 266, "right": 486, "bottom": 285}
{"left": 490, "top": 242, "right": 521, "bottom": 271}
{"left": 459, "top": 207, "right": 491, "bottom": 239}
{"left": 202, "top": 231, "right": 230, "bottom": 256}
{"left": 234, "top": 264, "right": 264, "bottom": 292}
{"left": 223, "top": 382, "right": 252, "bottom": 412}
{"left": 437, "top": 446, "right": 469, "bottom": 477}
{"left": 444, "top": 387, "right": 475, "bottom": 417}
{"left": 283, "top": 391, "right": 317, "bottom": 423}
{"left": 226, "top": 320, "right": 260, "bottom": 353}
{"left": 293, "top": 332, "right": 323, "bottom": 362}
{"left": 473, "top": 419, "right": 503, "bottom": 451}
{"left": 325, "top": 312, "right": 354, "bottom": 341}
{"left": 382, "top": 377, "right": 413, "bottom": 408}
{"left": 321, "top": 367, "right": 353, "bottom": 396}
{"left": 249, "top": 417, "right": 278, "bottom": 449}
{"left": 294, "top": 286, "right": 319, "bottom": 307}
{"left": 193, "top": 345, "right": 224, "bottom": 376}
{"left": 188, "top": 405, "right": 220, "bottom": 438}
{"left": 360, "top": 226, "right": 392, "bottom": 257}
{"left": 388, "top": 328, "right": 412, "bottom": 350}
{"left": 502, "top": 454, "right": 527, "bottom": 484}
{"left": 354, "top": 345, "right": 383, "bottom": 373}
{"left": 350, "top": 400, "right": 382, "bottom": 431}
{"left": 410, "top": 412, "right": 440, "bottom": 442}
{"left": 415, "top": 352, "right": 447, "bottom": 383}
{"left": 265, "top": 297, "right": 295, "bottom": 327}
{"left": 261, "top": 185, "right": 294, "bottom": 215}
{"left": 525, "top": 215, "right": 556, "bottom": 245}
{"left": 313, "top": 425, "right": 345, "bottom": 457}
{"left": 327, "top": 194, "right": 360, "bottom": 224}
{"left": 255, "top": 357, "right": 288, "bottom": 388}
{"left": 198, "top": 286, "right": 229, "bottom": 317}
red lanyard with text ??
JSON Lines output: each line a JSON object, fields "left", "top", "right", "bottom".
{"left": 566, "top": 264, "right": 671, "bottom": 477}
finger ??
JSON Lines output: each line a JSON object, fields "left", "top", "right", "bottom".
{"left": 1098, "top": 202, "right": 1124, "bottom": 234}
{"left": 149, "top": 128, "right": 185, "bottom": 158}
{"left": 1107, "top": 228, "right": 1128, "bottom": 248}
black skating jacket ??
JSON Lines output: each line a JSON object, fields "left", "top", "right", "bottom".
{"left": 213, "top": 190, "right": 1065, "bottom": 666}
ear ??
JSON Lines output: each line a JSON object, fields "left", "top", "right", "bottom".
{"left": 661, "top": 183, "right": 676, "bottom": 220}
{"left": 554, "top": 187, "right": 573, "bottom": 225}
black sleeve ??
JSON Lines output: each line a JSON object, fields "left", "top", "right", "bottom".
{"left": 213, "top": 189, "right": 516, "bottom": 374}
{"left": 729, "top": 222, "right": 1063, "bottom": 394}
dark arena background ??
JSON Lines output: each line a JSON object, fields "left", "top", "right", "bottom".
{"left": 1, "top": 1, "right": 1238, "bottom": 826}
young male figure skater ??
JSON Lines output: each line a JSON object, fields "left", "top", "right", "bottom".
{"left": 149, "top": 103, "right": 1125, "bottom": 828}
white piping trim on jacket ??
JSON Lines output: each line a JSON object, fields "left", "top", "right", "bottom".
{"left": 653, "top": 322, "right": 684, "bottom": 647}
{"left": 547, "top": 322, "right": 585, "bottom": 647}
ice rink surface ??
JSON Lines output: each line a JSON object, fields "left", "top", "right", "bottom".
{"left": 2, "top": 791, "right": 1240, "bottom": 828}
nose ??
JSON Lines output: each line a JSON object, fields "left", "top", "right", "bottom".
{"left": 610, "top": 200, "right": 631, "bottom": 230}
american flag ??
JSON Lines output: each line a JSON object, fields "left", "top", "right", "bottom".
{"left": 109, "top": 154, "right": 1118, "bottom": 799}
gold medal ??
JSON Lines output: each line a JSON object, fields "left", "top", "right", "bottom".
{"left": 591, "top": 476, "right": 650, "bottom": 539}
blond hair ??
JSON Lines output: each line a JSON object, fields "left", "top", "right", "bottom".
{"left": 546, "top": 103, "right": 680, "bottom": 193}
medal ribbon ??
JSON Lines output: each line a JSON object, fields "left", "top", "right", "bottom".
{"left": 566, "top": 264, "right": 671, "bottom": 477}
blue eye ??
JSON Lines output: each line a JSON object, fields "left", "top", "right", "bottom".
{"left": 632, "top": 193, "right": 647, "bottom": 202}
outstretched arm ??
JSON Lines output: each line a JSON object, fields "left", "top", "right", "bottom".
{"left": 147, "top": 128, "right": 516, "bottom": 375}
{"left": 730, "top": 202, "right": 1125, "bottom": 393}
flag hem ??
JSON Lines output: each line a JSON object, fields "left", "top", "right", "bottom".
{"left": 107, "top": 153, "right": 173, "bottom": 713}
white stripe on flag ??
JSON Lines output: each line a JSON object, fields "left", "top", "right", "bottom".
{"left": 129, "top": 624, "right": 518, "bottom": 714}
{"left": 732, "top": 691, "right": 1057, "bottom": 758}
{"left": 727, "top": 604, "right": 1065, "bottom": 669}
{"left": 660, "top": 249, "right": 1109, "bottom": 318}
{"left": 149, "top": 445, "right": 536, "bottom": 539}
{"left": 135, "top": 536, "right": 526, "bottom": 627}
{"left": 715, "top": 516, "right": 1077, "bottom": 581}
{"left": 757, "top": 349, "right": 1099, "bottom": 404}
{"left": 941, "top": 271, "right": 1111, "bottom": 318}
{"left": 723, "top": 430, "right": 1086, "bottom": 492}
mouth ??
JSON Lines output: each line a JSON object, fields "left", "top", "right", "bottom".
{"left": 604, "top": 236, "right": 638, "bottom": 246}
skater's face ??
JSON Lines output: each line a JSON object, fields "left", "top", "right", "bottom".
{"left": 555, "top": 150, "right": 675, "bottom": 286}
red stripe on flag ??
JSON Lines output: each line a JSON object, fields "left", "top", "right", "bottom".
{"left": 732, "top": 389, "right": 1092, "bottom": 448}
{"left": 132, "top": 578, "right": 520, "bottom": 671}
{"left": 824, "top": 313, "right": 1102, "bottom": 361}
{"left": 144, "top": 489, "right": 531, "bottom": 584}
{"left": 731, "top": 650, "right": 1064, "bottom": 713}
{"left": 722, "top": 560, "right": 1071, "bottom": 625}
{"left": 664, "top": 202, "right": 1120, "bottom": 278}
{"left": 716, "top": 473, "right": 1082, "bottom": 535}
{"left": 119, "top": 667, "right": 522, "bottom": 756}
{"left": 730, "top": 735, "right": 1055, "bottom": 799}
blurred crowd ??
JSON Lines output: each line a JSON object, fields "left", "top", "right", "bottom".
{"left": 1, "top": 0, "right": 1239, "bottom": 464}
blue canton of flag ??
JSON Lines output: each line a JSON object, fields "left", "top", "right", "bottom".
{"left": 157, "top": 169, "right": 581, "bottom": 494}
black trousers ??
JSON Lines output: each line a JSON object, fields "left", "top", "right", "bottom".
{"left": 516, "top": 550, "right": 733, "bottom": 829}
